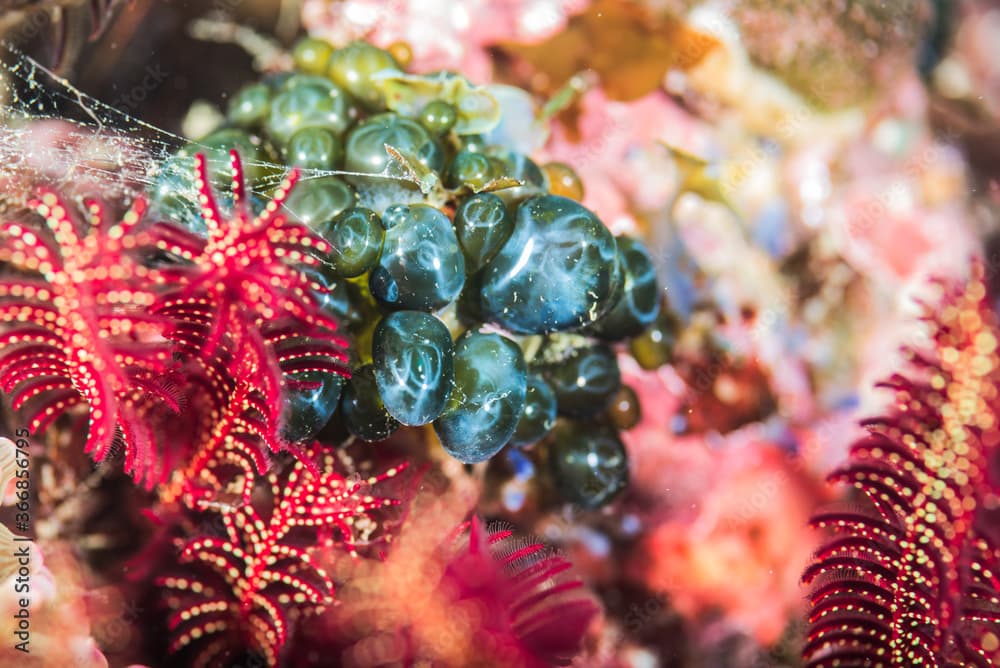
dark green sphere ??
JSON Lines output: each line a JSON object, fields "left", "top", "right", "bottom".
{"left": 419, "top": 99, "right": 458, "bottom": 135}
{"left": 607, "top": 384, "right": 641, "bottom": 431}
{"left": 459, "top": 133, "right": 490, "bottom": 153}
{"left": 266, "top": 79, "right": 359, "bottom": 146}
{"left": 487, "top": 150, "right": 548, "bottom": 209}
{"left": 344, "top": 113, "right": 444, "bottom": 182}
{"left": 446, "top": 150, "right": 495, "bottom": 191}
{"left": 589, "top": 236, "right": 661, "bottom": 340}
{"left": 434, "top": 331, "right": 527, "bottom": 463}
{"left": 453, "top": 192, "right": 513, "bottom": 273}
{"left": 629, "top": 309, "right": 678, "bottom": 370}
{"left": 541, "top": 343, "right": 621, "bottom": 417}
{"left": 368, "top": 204, "right": 465, "bottom": 311}
{"left": 284, "top": 127, "right": 343, "bottom": 171}
{"left": 327, "top": 41, "right": 402, "bottom": 109}
{"left": 298, "top": 264, "right": 361, "bottom": 327}
{"left": 292, "top": 37, "right": 334, "bottom": 75}
{"left": 480, "top": 195, "right": 619, "bottom": 334}
{"left": 227, "top": 82, "right": 271, "bottom": 128}
{"left": 281, "top": 370, "right": 346, "bottom": 443}
{"left": 319, "top": 207, "right": 385, "bottom": 278}
{"left": 340, "top": 365, "right": 400, "bottom": 441}
{"left": 509, "top": 374, "right": 557, "bottom": 447}
{"left": 281, "top": 176, "right": 356, "bottom": 229}
{"left": 548, "top": 422, "right": 629, "bottom": 509}
{"left": 372, "top": 311, "right": 455, "bottom": 426}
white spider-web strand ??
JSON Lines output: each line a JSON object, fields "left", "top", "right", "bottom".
{"left": 0, "top": 40, "right": 418, "bottom": 225}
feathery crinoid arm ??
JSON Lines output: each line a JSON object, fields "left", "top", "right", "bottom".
{"left": 0, "top": 190, "right": 174, "bottom": 487}
{"left": 159, "top": 444, "right": 405, "bottom": 668}
{"left": 803, "top": 266, "right": 1000, "bottom": 668}
{"left": 143, "top": 151, "right": 349, "bottom": 436}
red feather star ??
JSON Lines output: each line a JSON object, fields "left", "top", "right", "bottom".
{"left": 803, "top": 268, "right": 1000, "bottom": 667}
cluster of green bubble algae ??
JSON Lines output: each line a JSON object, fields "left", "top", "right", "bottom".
{"left": 148, "top": 37, "right": 678, "bottom": 509}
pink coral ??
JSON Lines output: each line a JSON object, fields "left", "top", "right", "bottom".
{"left": 829, "top": 134, "right": 974, "bottom": 287}
{"left": 629, "top": 442, "right": 825, "bottom": 645}
{"left": 622, "top": 360, "right": 826, "bottom": 644}
{"left": 302, "top": 0, "right": 587, "bottom": 81}
{"left": 0, "top": 543, "right": 108, "bottom": 667}
{"left": 539, "top": 88, "right": 713, "bottom": 230}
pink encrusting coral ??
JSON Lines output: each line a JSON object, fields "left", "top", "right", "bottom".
{"left": 627, "top": 430, "right": 826, "bottom": 646}
{"left": 828, "top": 133, "right": 975, "bottom": 288}
{"left": 301, "top": 0, "right": 588, "bottom": 81}
{"left": 0, "top": 543, "right": 108, "bottom": 668}
{"left": 538, "top": 88, "right": 713, "bottom": 231}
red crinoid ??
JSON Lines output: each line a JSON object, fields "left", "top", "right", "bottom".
{"left": 0, "top": 150, "right": 353, "bottom": 490}
{"left": 0, "top": 191, "right": 176, "bottom": 486}
{"left": 159, "top": 446, "right": 405, "bottom": 668}
{"left": 156, "top": 353, "right": 273, "bottom": 509}
{"left": 802, "top": 266, "right": 1000, "bottom": 667}
{"left": 450, "top": 517, "right": 602, "bottom": 667}
{"left": 301, "top": 487, "right": 600, "bottom": 668}
{"left": 144, "top": 151, "right": 350, "bottom": 429}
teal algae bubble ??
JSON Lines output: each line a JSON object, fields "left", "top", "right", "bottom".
{"left": 372, "top": 311, "right": 454, "bottom": 426}
{"left": 541, "top": 343, "right": 621, "bottom": 417}
{"left": 481, "top": 195, "right": 619, "bottom": 334}
{"left": 434, "top": 331, "right": 527, "bottom": 463}
{"left": 548, "top": 422, "right": 629, "bottom": 509}
{"left": 340, "top": 364, "right": 400, "bottom": 441}
{"left": 509, "top": 374, "right": 557, "bottom": 447}
{"left": 588, "top": 236, "right": 661, "bottom": 340}
{"left": 281, "top": 176, "right": 356, "bottom": 229}
{"left": 281, "top": 370, "right": 346, "bottom": 443}
{"left": 344, "top": 112, "right": 444, "bottom": 182}
{"left": 453, "top": 192, "right": 514, "bottom": 273}
{"left": 266, "top": 77, "right": 360, "bottom": 146}
{"left": 319, "top": 207, "right": 385, "bottom": 278}
{"left": 368, "top": 204, "right": 465, "bottom": 311}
